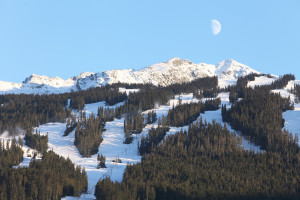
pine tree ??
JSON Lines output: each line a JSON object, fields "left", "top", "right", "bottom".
{"left": 97, "top": 153, "right": 106, "bottom": 168}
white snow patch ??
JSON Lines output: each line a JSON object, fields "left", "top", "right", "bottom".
{"left": 218, "top": 78, "right": 237, "bottom": 88}
{"left": 283, "top": 110, "right": 300, "bottom": 146}
{"left": 83, "top": 101, "right": 125, "bottom": 117}
{"left": 119, "top": 87, "right": 140, "bottom": 95}
{"left": 247, "top": 76, "right": 277, "bottom": 88}
{"left": 283, "top": 80, "right": 300, "bottom": 91}
{"left": 0, "top": 80, "right": 22, "bottom": 91}
{"left": 271, "top": 89, "right": 296, "bottom": 103}
{"left": 67, "top": 99, "right": 71, "bottom": 108}
{"left": 169, "top": 93, "right": 199, "bottom": 107}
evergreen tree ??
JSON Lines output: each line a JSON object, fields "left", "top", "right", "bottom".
{"left": 97, "top": 153, "right": 106, "bottom": 168}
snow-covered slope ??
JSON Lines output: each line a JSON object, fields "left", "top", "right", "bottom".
{"left": 216, "top": 59, "right": 260, "bottom": 87}
{"left": 0, "top": 58, "right": 261, "bottom": 94}
{"left": 247, "top": 76, "right": 278, "bottom": 88}
{"left": 0, "top": 80, "right": 22, "bottom": 91}
{"left": 215, "top": 59, "right": 259, "bottom": 79}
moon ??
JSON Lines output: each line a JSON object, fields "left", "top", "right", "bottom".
{"left": 211, "top": 19, "right": 221, "bottom": 35}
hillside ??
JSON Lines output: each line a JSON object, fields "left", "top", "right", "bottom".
{"left": 1, "top": 61, "right": 300, "bottom": 199}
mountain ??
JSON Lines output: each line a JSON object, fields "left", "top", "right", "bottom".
{"left": 0, "top": 58, "right": 260, "bottom": 94}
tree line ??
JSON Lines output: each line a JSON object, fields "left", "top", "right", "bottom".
{"left": 167, "top": 98, "right": 221, "bottom": 127}
{"left": 0, "top": 94, "right": 69, "bottom": 135}
{"left": 222, "top": 74, "right": 297, "bottom": 156}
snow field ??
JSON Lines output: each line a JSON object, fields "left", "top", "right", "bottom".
{"left": 169, "top": 93, "right": 199, "bottom": 107}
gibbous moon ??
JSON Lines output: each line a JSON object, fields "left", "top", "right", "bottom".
{"left": 211, "top": 19, "right": 222, "bottom": 35}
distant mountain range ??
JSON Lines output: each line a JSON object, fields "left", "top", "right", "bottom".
{"left": 0, "top": 58, "right": 260, "bottom": 94}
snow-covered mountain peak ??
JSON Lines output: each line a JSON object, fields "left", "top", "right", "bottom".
{"left": 23, "top": 74, "right": 74, "bottom": 88}
{"left": 23, "top": 74, "right": 41, "bottom": 83}
{"left": 76, "top": 72, "right": 96, "bottom": 80}
{"left": 165, "top": 57, "right": 193, "bottom": 66}
{"left": 0, "top": 58, "right": 263, "bottom": 94}
{"left": 216, "top": 59, "right": 260, "bottom": 79}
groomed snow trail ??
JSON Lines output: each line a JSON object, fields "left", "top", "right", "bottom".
{"left": 34, "top": 100, "right": 139, "bottom": 199}
{"left": 61, "top": 116, "right": 144, "bottom": 200}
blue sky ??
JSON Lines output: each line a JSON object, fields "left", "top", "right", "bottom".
{"left": 0, "top": 0, "right": 299, "bottom": 82}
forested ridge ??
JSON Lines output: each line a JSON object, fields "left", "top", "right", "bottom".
{"left": 95, "top": 120, "right": 300, "bottom": 200}
{"left": 1, "top": 74, "right": 300, "bottom": 199}
{"left": 93, "top": 74, "right": 300, "bottom": 199}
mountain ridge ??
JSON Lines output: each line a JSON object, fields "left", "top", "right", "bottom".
{"left": 0, "top": 58, "right": 260, "bottom": 94}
